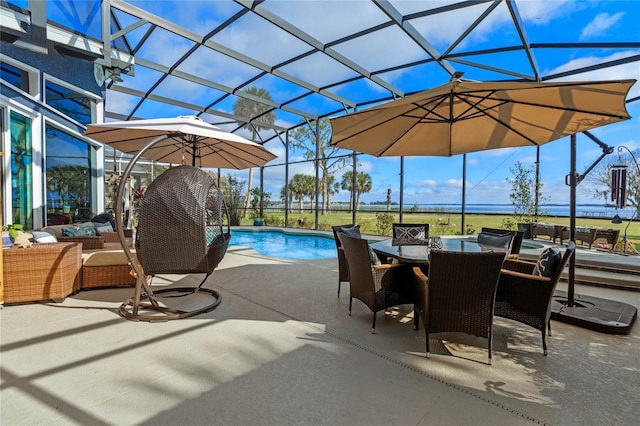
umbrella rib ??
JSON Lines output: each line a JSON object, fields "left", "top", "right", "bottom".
{"left": 361, "top": 97, "right": 453, "bottom": 155}
{"left": 201, "top": 141, "right": 272, "bottom": 168}
{"left": 454, "top": 94, "right": 540, "bottom": 146}
{"left": 462, "top": 92, "right": 630, "bottom": 120}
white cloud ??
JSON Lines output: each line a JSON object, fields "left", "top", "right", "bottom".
{"left": 516, "top": 0, "right": 576, "bottom": 25}
{"left": 580, "top": 12, "right": 625, "bottom": 39}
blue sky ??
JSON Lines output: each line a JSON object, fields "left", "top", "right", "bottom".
{"left": 42, "top": 0, "right": 640, "bottom": 207}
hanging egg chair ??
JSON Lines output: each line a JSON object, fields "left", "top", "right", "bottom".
{"left": 119, "top": 165, "right": 230, "bottom": 321}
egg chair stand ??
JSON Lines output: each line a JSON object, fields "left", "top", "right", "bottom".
{"left": 113, "top": 136, "right": 229, "bottom": 321}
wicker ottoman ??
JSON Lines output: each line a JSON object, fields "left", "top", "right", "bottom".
{"left": 81, "top": 243, "right": 137, "bottom": 289}
{"left": 2, "top": 242, "right": 82, "bottom": 304}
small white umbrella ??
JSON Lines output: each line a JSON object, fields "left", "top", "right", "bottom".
{"left": 84, "top": 115, "right": 276, "bottom": 169}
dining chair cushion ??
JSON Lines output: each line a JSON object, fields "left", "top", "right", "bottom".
{"left": 532, "top": 247, "right": 562, "bottom": 278}
{"left": 477, "top": 231, "right": 514, "bottom": 252}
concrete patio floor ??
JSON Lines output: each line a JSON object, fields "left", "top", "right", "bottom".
{"left": 1, "top": 243, "right": 639, "bottom": 425}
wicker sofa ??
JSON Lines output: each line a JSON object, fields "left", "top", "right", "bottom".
{"left": 2, "top": 242, "right": 83, "bottom": 304}
{"left": 39, "top": 224, "right": 136, "bottom": 290}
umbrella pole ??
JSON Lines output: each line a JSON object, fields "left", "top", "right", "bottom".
{"left": 568, "top": 135, "right": 577, "bottom": 306}
{"left": 115, "top": 135, "right": 168, "bottom": 319}
{"left": 461, "top": 154, "right": 466, "bottom": 236}
{"left": 399, "top": 157, "right": 404, "bottom": 223}
{"left": 550, "top": 133, "right": 637, "bottom": 334}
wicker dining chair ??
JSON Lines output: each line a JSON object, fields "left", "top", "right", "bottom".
{"left": 331, "top": 224, "right": 361, "bottom": 297}
{"left": 339, "top": 232, "right": 415, "bottom": 333}
{"left": 413, "top": 250, "right": 506, "bottom": 364}
{"left": 495, "top": 241, "right": 575, "bottom": 355}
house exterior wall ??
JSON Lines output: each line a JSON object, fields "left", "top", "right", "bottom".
{"left": 1, "top": 38, "right": 106, "bottom": 229}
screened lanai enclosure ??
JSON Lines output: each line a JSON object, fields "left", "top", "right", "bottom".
{"left": 2, "top": 0, "right": 638, "bottom": 233}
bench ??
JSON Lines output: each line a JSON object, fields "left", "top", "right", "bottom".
{"left": 531, "top": 223, "right": 563, "bottom": 242}
{"left": 560, "top": 227, "right": 619, "bottom": 250}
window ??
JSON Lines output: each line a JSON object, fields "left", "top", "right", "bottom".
{"left": 45, "top": 80, "right": 94, "bottom": 125}
{"left": 46, "top": 125, "right": 93, "bottom": 223}
{"left": 10, "top": 111, "right": 33, "bottom": 229}
{"left": 1, "top": 62, "right": 28, "bottom": 92}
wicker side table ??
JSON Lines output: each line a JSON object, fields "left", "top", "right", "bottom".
{"left": 2, "top": 242, "right": 82, "bottom": 304}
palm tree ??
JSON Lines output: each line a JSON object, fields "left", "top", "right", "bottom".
{"left": 288, "top": 174, "right": 315, "bottom": 213}
{"left": 232, "top": 87, "right": 276, "bottom": 215}
{"left": 341, "top": 171, "right": 372, "bottom": 211}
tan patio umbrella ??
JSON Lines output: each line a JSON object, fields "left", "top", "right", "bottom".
{"left": 330, "top": 78, "right": 636, "bottom": 332}
{"left": 84, "top": 115, "right": 276, "bottom": 169}
{"left": 330, "top": 79, "right": 634, "bottom": 156}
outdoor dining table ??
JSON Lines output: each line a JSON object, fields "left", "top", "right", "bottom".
{"left": 370, "top": 237, "right": 487, "bottom": 265}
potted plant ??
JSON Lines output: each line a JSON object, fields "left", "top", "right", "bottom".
{"left": 2, "top": 224, "right": 25, "bottom": 247}
{"left": 250, "top": 187, "right": 271, "bottom": 226}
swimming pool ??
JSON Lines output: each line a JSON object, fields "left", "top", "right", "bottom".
{"left": 229, "top": 230, "right": 336, "bottom": 260}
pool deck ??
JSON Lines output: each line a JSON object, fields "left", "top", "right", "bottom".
{"left": 1, "top": 227, "right": 639, "bottom": 425}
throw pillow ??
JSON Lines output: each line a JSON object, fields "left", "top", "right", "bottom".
{"left": 368, "top": 245, "right": 382, "bottom": 265}
{"left": 62, "top": 225, "right": 97, "bottom": 237}
{"left": 93, "top": 222, "right": 114, "bottom": 233}
{"left": 92, "top": 211, "right": 116, "bottom": 229}
{"left": 477, "top": 232, "right": 514, "bottom": 252}
{"left": 532, "top": 247, "right": 562, "bottom": 278}
{"left": 31, "top": 231, "right": 58, "bottom": 243}
{"left": 394, "top": 225, "right": 426, "bottom": 240}
{"left": 337, "top": 225, "right": 361, "bottom": 243}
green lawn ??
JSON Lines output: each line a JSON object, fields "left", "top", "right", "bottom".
{"left": 240, "top": 210, "right": 639, "bottom": 251}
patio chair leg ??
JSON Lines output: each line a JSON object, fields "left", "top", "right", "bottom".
{"left": 348, "top": 297, "right": 352, "bottom": 315}
{"left": 425, "top": 331, "right": 430, "bottom": 358}
{"left": 542, "top": 332, "right": 548, "bottom": 356}
{"left": 338, "top": 280, "right": 341, "bottom": 298}
{"left": 488, "top": 336, "right": 492, "bottom": 365}
{"left": 371, "top": 312, "right": 376, "bottom": 334}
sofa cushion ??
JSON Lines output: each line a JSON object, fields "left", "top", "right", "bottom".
{"left": 82, "top": 245, "right": 137, "bottom": 267}
{"left": 42, "top": 222, "right": 94, "bottom": 238}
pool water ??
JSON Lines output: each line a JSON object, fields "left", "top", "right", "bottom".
{"left": 229, "top": 230, "right": 336, "bottom": 260}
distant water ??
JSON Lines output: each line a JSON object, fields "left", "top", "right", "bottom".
{"left": 415, "top": 204, "right": 636, "bottom": 218}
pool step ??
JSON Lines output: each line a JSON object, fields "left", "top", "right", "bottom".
{"left": 519, "top": 251, "right": 640, "bottom": 292}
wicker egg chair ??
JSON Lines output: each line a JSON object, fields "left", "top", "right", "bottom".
{"left": 119, "top": 165, "right": 230, "bottom": 321}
